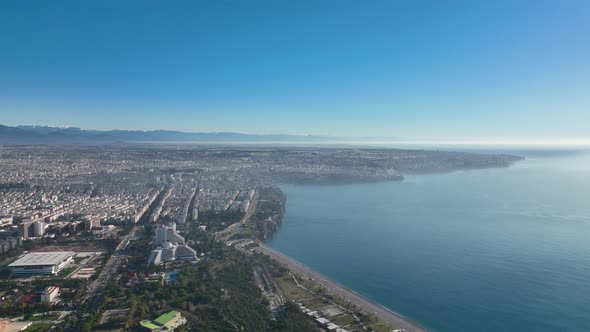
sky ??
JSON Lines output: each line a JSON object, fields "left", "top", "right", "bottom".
{"left": 1, "top": 0, "right": 589, "bottom": 142}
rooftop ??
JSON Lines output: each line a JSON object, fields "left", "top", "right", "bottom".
{"left": 140, "top": 310, "right": 182, "bottom": 330}
{"left": 139, "top": 321, "right": 161, "bottom": 330}
{"left": 8, "top": 251, "right": 75, "bottom": 267}
{"left": 154, "top": 310, "right": 179, "bottom": 325}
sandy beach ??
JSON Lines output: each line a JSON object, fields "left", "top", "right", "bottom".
{"left": 256, "top": 244, "right": 429, "bottom": 332}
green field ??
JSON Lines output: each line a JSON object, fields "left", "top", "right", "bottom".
{"left": 23, "top": 323, "right": 53, "bottom": 332}
{"left": 30, "top": 313, "right": 61, "bottom": 321}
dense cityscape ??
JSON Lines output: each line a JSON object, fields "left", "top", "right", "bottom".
{"left": 0, "top": 144, "right": 520, "bottom": 331}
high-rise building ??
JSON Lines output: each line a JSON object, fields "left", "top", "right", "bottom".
{"left": 33, "top": 221, "right": 45, "bottom": 237}
{"left": 41, "top": 286, "right": 60, "bottom": 303}
{"left": 84, "top": 217, "right": 100, "bottom": 230}
{"left": 18, "top": 221, "right": 35, "bottom": 239}
{"left": 155, "top": 223, "right": 185, "bottom": 245}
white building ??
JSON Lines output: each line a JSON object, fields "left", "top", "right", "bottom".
{"left": 41, "top": 286, "right": 60, "bottom": 303}
{"left": 155, "top": 223, "right": 186, "bottom": 245}
{"left": 148, "top": 242, "right": 197, "bottom": 265}
{"left": 148, "top": 223, "right": 196, "bottom": 265}
{"left": 8, "top": 251, "right": 74, "bottom": 276}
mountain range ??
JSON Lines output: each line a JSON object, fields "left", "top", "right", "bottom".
{"left": 0, "top": 124, "right": 346, "bottom": 144}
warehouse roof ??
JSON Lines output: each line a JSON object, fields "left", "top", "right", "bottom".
{"left": 8, "top": 251, "right": 75, "bottom": 267}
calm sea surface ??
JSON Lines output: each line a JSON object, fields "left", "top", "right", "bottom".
{"left": 266, "top": 149, "right": 590, "bottom": 332}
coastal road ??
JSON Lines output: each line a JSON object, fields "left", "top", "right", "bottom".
{"left": 216, "top": 190, "right": 258, "bottom": 242}
{"left": 256, "top": 244, "right": 429, "bottom": 332}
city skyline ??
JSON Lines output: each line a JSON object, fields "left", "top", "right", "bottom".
{"left": 1, "top": 1, "right": 589, "bottom": 143}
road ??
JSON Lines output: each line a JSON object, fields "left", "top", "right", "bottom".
{"left": 216, "top": 190, "right": 257, "bottom": 242}
{"left": 83, "top": 226, "right": 137, "bottom": 310}
{"left": 256, "top": 244, "right": 429, "bottom": 332}
{"left": 82, "top": 179, "right": 172, "bottom": 313}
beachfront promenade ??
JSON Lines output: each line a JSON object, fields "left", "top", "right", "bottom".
{"left": 256, "top": 244, "right": 429, "bottom": 332}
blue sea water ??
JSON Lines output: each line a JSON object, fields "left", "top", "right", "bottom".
{"left": 266, "top": 149, "right": 590, "bottom": 332}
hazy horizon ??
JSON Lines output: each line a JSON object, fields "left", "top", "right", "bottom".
{"left": 2, "top": 1, "right": 589, "bottom": 142}
{"left": 3, "top": 123, "right": 590, "bottom": 147}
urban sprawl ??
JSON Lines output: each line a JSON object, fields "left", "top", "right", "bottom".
{"left": 0, "top": 145, "right": 520, "bottom": 331}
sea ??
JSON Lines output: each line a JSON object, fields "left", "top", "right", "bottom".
{"left": 266, "top": 147, "right": 590, "bottom": 332}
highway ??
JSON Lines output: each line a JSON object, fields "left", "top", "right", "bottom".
{"left": 256, "top": 244, "right": 429, "bottom": 332}
{"left": 83, "top": 226, "right": 137, "bottom": 310}
{"left": 83, "top": 180, "right": 171, "bottom": 312}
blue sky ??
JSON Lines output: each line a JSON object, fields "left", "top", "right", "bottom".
{"left": 1, "top": 1, "right": 589, "bottom": 142}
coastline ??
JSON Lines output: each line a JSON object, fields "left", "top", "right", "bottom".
{"left": 228, "top": 154, "right": 525, "bottom": 330}
{"left": 256, "top": 243, "right": 429, "bottom": 332}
